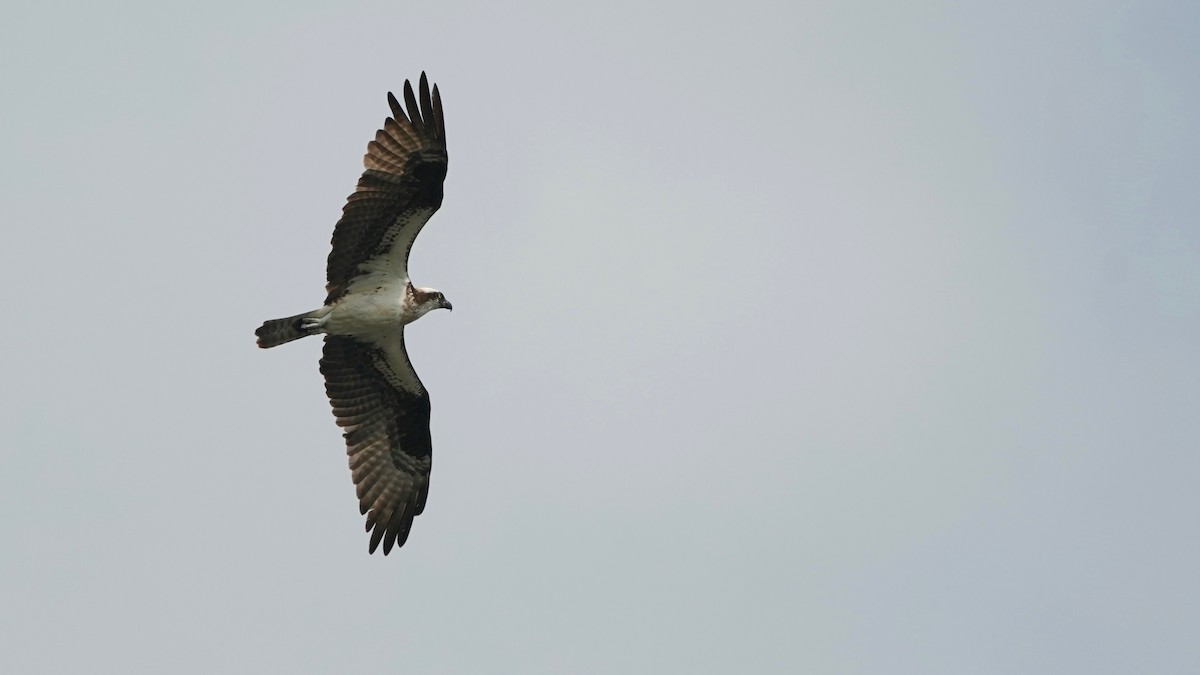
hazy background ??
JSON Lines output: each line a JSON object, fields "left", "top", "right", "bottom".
{"left": 2, "top": 1, "right": 1198, "bottom": 672}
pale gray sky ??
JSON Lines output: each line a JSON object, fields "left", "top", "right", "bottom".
{"left": 2, "top": 1, "right": 1198, "bottom": 673}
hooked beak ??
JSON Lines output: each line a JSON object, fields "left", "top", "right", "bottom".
{"left": 441, "top": 300, "right": 453, "bottom": 312}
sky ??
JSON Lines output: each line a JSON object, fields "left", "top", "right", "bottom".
{"left": 2, "top": 0, "right": 1198, "bottom": 672}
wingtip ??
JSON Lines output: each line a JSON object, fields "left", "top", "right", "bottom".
{"left": 386, "top": 91, "right": 406, "bottom": 123}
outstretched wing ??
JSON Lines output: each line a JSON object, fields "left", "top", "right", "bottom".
{"left": 325, "top": 73, "right": 448, "bottom": 304}
{"left": 320, "top": 334, "right": 433, "bottom": 554}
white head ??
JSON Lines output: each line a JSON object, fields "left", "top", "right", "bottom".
{"left": 409, "top": 286, "right": 453, "bottom": 320}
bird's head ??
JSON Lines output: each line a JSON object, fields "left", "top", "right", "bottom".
{"left": 412, "top": 287, "right": 453, "bottom": 317}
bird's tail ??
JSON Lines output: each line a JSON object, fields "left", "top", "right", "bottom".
{"left": 255, "top": 310, "right": 321, "bottom": 349}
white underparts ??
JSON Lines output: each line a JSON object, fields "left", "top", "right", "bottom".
{"left": 322, "top": 278, "right": 414, "bottom": 338}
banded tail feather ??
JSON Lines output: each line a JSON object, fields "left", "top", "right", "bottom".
{"left": 255, "top": 311, "right": 320, "bottom": 348}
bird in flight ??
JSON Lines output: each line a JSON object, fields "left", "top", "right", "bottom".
{"left": 255, "top": 73, "right": 451, "bottom": 555}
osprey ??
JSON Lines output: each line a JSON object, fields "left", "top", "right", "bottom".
{"left": 255, "top": 73, "right": 452, "bottom": 555}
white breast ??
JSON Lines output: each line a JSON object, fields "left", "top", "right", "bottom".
{"left": 323, "top": 278, "right": 414, "bottom": 338}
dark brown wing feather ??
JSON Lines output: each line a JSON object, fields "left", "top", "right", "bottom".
{"left": 320, "top": 335, "right": 433, "bottom": 555}
{"left": 325, "top": 73, "right": 448, "bottom": 303}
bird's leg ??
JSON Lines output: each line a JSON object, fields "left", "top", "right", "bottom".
{"left": 298, "top": 316, "right": 326, "bottom": 333}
